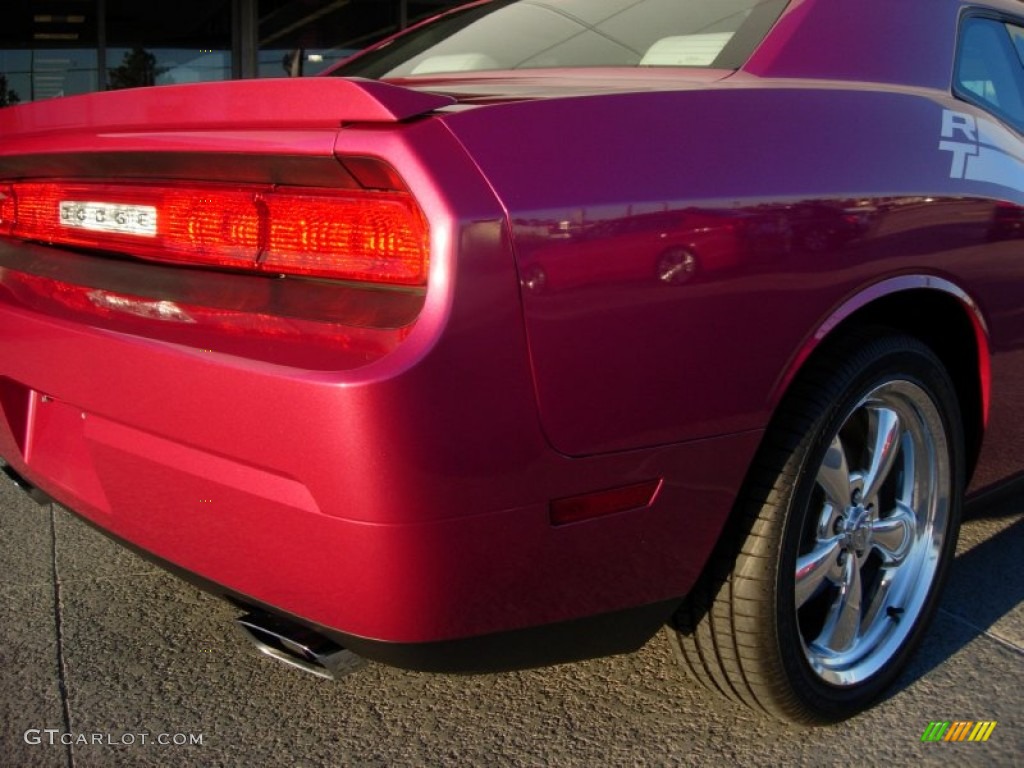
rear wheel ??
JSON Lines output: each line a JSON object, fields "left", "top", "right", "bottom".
{"left": 670, "top": 333, "right": 964, "bottom": 723}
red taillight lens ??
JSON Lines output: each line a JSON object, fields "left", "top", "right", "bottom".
{"left": 2, "top": 179, "right": 429, "bottom": 286}
{"left": 262, "top": 191, "right": 428, "bottom": 284}
{"left": 13, "top": 182, "right": 260, "bottom": 269}
{"left": 0, "top": 184, "right": 14, "bottom": 236}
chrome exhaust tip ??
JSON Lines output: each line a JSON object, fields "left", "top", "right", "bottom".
{"left": 236, "top": 612, "right": 366, "bottom": 680}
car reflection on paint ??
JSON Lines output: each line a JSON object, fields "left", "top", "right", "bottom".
{"left": 790, "top": 201, "right": 878, "bottom": 253}
{"left": 517, "top": 206, "right": 791, "bottom": 294}
{"left": 987, "top": 200, "right": 1024, "bottom": 240}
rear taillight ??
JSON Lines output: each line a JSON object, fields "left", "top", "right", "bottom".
{"left": 0, "top": 184, "right": 14, "bottom": 236}
{"left": 2, "top": 178, "right": 429, "bottom": 286}
{"left": 261, "top": 193, "right": 427, "bottom": 284}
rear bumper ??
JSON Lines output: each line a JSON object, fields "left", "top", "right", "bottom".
{"left": 0, "top": 243, "right": 762, "bottom": 656}
{"left": 4, "top": 488, "right": 682, "bottom": 672}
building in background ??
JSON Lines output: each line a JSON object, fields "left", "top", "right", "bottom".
{"left": 0, "top": 0, "right": 463, "bottom": 104}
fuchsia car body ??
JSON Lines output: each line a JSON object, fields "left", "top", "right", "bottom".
{"left": 1, "top": 0, "right": 1022, "bottom": 722}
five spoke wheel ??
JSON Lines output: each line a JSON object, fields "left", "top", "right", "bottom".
{"left": 794, "top": 382, "right": 950, "bottom": 685}
{"left": 671, "top": 333, "right": 963, "bottom": 723}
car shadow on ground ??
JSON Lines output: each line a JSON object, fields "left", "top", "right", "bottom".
{"left": 880, "top": 488, "right": 1024, "bottom": 702}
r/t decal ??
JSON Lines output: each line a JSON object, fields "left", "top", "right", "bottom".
{"left": 939, "top": 108, "right": 1024, "bottom": 191}
{"left": 939, "top": 110, "right": 979, "bottom": 178}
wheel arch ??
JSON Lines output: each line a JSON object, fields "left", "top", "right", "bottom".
{"left": 675, "top": 290, "right": 979, "bottom": 722}
{"left": 771, "top": 276, "right": 990, "bottom": 483}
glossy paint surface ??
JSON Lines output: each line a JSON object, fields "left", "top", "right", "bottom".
{"left": 442, "top": 83, "right": 1024, "bottom": 457}
{"left": 1, "top": 0, "right": 1024, "bottom": 649}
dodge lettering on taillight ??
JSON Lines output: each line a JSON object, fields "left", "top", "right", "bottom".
{"left": 59, "top": 201, "right": 158, "bottom": 237}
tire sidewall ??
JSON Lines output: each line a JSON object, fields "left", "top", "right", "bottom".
{"left": 774, "top": 337, "right": 965, "bottom": 721}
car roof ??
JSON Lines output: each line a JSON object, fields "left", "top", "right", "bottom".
{"left": 745, "top": 0, "right": 1023, "bottom": 90}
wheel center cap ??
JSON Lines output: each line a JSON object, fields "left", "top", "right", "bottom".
{"left": 843, "top": 506, "right": 872, "bottom": 553}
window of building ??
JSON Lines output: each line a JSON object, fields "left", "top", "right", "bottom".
{"left": 0, "top": 0, "right": 465, "bottom": 106}
{"left": 257, "top": 0, "right": 403, "bottom": 77}
{"left": 1, "top": 1, "right": 99, "bottom": 102}
{"left": 106, "top": 0, "right": 232, "bottom": 88}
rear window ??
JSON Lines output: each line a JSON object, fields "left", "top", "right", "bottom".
{"left": 331, "top": 0, "right": 789, "bottom": 79}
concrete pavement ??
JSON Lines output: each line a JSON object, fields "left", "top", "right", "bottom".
{"left": 1, "top": 475, "right": 1021, "bottom": 767}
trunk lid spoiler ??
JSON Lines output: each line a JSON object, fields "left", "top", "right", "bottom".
{"left": 0, "top": 77, "right": 456, "bottom": 138}
{"left": 0, "top": 78, "right": 456, "bottom": 184}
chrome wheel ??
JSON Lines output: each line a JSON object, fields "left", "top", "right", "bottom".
{"left": 794, "top": 380, "right": 950, "bottom": 686}
{"left": 672, "top": 333, "right": 963, "bottom": 723}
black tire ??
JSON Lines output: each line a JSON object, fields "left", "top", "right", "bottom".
{"left": 670, "top": 332, "right": 964, "bottom": 724}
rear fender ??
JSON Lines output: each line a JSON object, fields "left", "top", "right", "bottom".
{"left": 771, "top": 276, "right": 991, "bottom": 427}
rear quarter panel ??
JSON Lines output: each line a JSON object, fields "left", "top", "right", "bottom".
{"left": 441, "top": 83, "right": 1024, "bottom": 487}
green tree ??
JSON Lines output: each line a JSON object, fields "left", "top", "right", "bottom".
{"left": 108, "top": 47, "right": 169, "bottom": 90}
{"left": 0, "top": 73, "right": 20, "bottom": 107}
